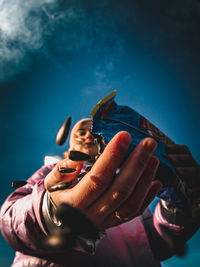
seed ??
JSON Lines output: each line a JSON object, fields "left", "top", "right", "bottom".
{"left": 56, "top": 116, "right": 71, "bottom": 146}
{"left": 11, "top": 180, "right": 27, "bottom": 188}
{"left": 49, "top": 181, "right": 72, "bottom": 192}
{"left": 78, "top": 172, "right": 87, "bottom": 178}
{"left": 59, "top": 167, "right": 76, "bottom": 173}
{"left": 69, "top": 150, "right": 91, "bottom": 161}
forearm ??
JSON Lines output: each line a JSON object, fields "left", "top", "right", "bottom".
{"left": 0, "top": 165, "right": 55, "bottom": 254}
{"left": 0, "top": 180, "right": 48, "bottom": 254}
{"left": 42, "top": 190, "right": 106, "bottom": 254}
{"left": 154, "top": 200, "right": 199, "bottom": 243}
{"left": 142, "top": 201, "right": 199, "bottom": 261}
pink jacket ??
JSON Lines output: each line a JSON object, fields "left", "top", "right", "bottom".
{"left": 0, "top": 164, "right": 166, "bottom": 267}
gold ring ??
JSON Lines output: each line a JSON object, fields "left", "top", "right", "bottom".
{"left": 115, "top": 210, "right": 130, "bottom": 222}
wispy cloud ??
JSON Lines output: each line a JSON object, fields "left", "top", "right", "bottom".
{"left": 2, "top": 0, "right": 198, "bottom": 84}
{"left": 0, "top": 0, "right": 58, "bottom": 80}
{"left": 0, "top": 0, "right": 125, "bottom": 83}
{"left": 0, "top": 0, "right": 87, "bottom": 81}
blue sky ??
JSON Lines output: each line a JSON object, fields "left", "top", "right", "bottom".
{"left": 0, "top": 1, "right": 200, "bottom": 266}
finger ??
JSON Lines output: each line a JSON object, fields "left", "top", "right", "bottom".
{"left": 86, "top": 139, "right": 157, "bottom": 222}
{"left": 187, "top": 187, "right": 200, "bottom": 199}
{"left": 176, "top": 167, "right": 198, "bottom": 179}
{"left": 67, "top": 131, "right": 131, "bottom": 208}
{"left": 100, "top": 166, "right": 161, "bottom": 229}
{"left": 107, "top": 181, "right": 162, "bottom": 229}
{"left": 166, "top": 144, "right": 191, "bottom": 154}
{"left": 176, "top": 166, "right": 200, "bottom": 188}
{"left": 167, "top": 154, "right": 198, "bottom": 167}
{"left": 99, "top": 157, "right": 160, "bottom": 228}
{"left": 45, "top": 159, "right": 83, "bottom": 190}
{"left": 135, "top": 180, "right": 162, "bottom": 216}
{"left": 111, "top": 157, "right": 160, "bottom": 218}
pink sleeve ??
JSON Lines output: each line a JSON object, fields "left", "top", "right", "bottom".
{"left": 0, "top": 165, "right": 54, "bottom": 254}
{"left": 153, "top": 202, "right": 184, "bottom": 237}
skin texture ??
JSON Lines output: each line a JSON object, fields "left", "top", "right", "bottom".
{"left": 45, "top": 130, "right": 162, "bottom": 230}
{"left": 45, "top": 120, "right": 200, "bottom": 230}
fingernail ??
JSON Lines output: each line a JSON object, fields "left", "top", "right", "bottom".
{"left": 69, "top": 151, "right": 91, "bottom": 161}
{"left": 59, "top": 167, "right": 77, "bottom": 173}
{"left": 12, "top": 180, "right": 27, "bottom": 188}
{"left": 143, "top": 138, "right": 157, "bottom": 153}
{"left": 119, "top": 132, "right": 131, "bottom": 147}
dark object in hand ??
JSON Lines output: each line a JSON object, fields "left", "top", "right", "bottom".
{"left": 59, "top": 167, "right": 76, "bottom": 173}
{"left": 49, "top": 181, "right": 72, "bottom": 192}
{"left": 69, "top": 150, "right": 91, "bottom": 161}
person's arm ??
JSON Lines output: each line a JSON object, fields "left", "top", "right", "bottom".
{"left": 44, "top": 132, "right": 162, "bottom": 231}
{"left": 1, "top": 132, "right": 162, "bottom": 256}
{"left": 143, "top": 144, "right": 200, "bottom": 261}
{"left": 0, "top": 165, "right": 54, "bottom": 254}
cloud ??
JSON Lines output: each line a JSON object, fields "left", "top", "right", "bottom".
{"left": 3, "top": 0, "right": 199, "bottom": 85}
{"left": 0, "top": 0, "right": 61, "bottom": 80}
{"left": 0, "top": 0, "right": 125, "bottom": 83}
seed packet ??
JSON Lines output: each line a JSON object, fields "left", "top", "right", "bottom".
{"left": 91, "top": 91, "right": 190, "bottom": 212}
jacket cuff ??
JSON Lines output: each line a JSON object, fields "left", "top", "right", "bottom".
{"left": 42, "top": 191, "right": 106, "bottom": 254}
{"left": 153, "top": 201, "right": 184, "bottom": 237}
{"left": 159, "top": 199, "right": 199, "bottom": 226}
{"left": 42, "top": 190, "right": 62, "bottom": 234}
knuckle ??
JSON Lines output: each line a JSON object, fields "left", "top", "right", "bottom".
{"left": 136, "top": 155, "right": 147, "bottom": 170}
{"left": 112, "top": 185, "right": 130, "bottom": 204}
{"left": 90, "top": 174, "right": 108, "bottom": 191}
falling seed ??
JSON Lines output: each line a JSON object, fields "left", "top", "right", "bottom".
{"left": 78, "top": 172, "right": 87, "bottom": 178}
{"left": 59, "top": 167, "right": 76, "bottom": 173}
{"left": 85, "top": 166, "right": 92, "bottom": 172}
{"left": 56, "top": 116, "right": 71, "bottom": 146}
{"left": 69, "top": 150, "right": 91, "bottom": 161}
{"left": 49, "top": 181, "right": 72, "bottom": 192}
{"left": 12, "top": 180, "right": 27, "bottom": 188}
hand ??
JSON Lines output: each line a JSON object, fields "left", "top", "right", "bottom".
{"left": 45, "top": 132, "right": 162, "bottom": 230}
{"left": 166, "top": 144, "right": 200, "bottom": 200}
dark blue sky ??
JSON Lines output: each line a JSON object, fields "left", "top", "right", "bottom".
{"left": 0, "top": 1, "right": 200, "bottom": 266}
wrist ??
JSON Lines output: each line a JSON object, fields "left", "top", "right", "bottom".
{"left": 42, "top": 190, "right": 106, "bottom": 254}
